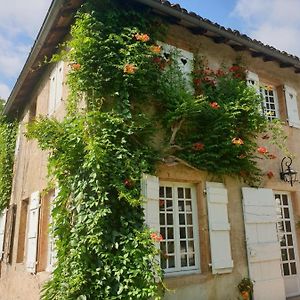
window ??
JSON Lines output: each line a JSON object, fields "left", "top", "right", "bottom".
{"left": 275, "top": 192, "right": 299, "bottom": 276}
{"left": 159, "top": 182, "right": 200, "bottom": 274}
{"left": 260, "top": 85, "right": 279, "bottom": 121}
{"left": 48, "top": 61, "right": 64, "bottom": 115}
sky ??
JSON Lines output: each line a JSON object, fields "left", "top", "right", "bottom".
{"left": 0, "top": 0, "right": 300, "bottom": 100}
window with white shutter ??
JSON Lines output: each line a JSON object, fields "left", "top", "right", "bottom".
{"left": 158, "top": 42, "right": 194, "bottom": 90}
{"left": 158, "top": 182, "right": 200, "bottom": 274}
{"left": 206, "top": 182, "right": 233, "bottom": 274}
{"left": 26, "top": 191, "right": 40, "bottom": 273}
{"left": 0, "top": 209, "right": 7, "bottom": 260}
{"left": 48, "top": 61, "right": 64, "bottom": 115}
{"left": 284, "top": 85, "right": 300, "bottom": 128}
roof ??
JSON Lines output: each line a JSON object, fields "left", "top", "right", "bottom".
{"left": 5, "top": 0, "right": 300, "bottom": 117}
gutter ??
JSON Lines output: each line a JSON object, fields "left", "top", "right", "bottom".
{"left": 3, "top": 0, "right": 65, "bottom": 115}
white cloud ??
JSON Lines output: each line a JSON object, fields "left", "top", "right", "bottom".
{"left": 233, "top": 0, "right": 300, "bottom": 56}
{"left": 0, "top": 0, "right": 51, "bottom": 38}
{"left": 0, "top": 83, "right": 10, "bottom": 100}
{"left": 0, "top": 0, "right": 51, "bottom": 97}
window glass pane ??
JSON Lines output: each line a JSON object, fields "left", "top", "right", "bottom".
{"left": 187, "top": 214, "right": 193, "bottom": 225}
{"left": 166, "top": 200, "right": 173, "bottom": 211}
{"left": 188, "top": 254, "right": 195, "bottom": 266}
{"left": 186, "top": 201, "right": 192, "bottom": 212}
{"left": 160, "top": 227, "right": 166, "bottom": 240}
{"left": 178, "top": 188, "right": 184, "bottom": 199}
{"left": 167, "top": 214, "right": 173, "bottom": 225}
{"left": 166, "top": 187, "right": 172, "bottom": 198}
{"left": 160, "top": 255, "right": 166, "bottom": 269}
{"left": 188, "top": 241, "right": 195, "bottom": 252}
{"left": 285, "top": 221, "right": 291, "bottom": 233}
{"left": 291, "top": 262, "right": 297, "bottom": 275}
{"left": 179, "top": 214, "right": 185, "bottom": 225}
{"left": 168, "top": 256, "right": 175, "bottom": 268}
{"left": 281, "top": 249, "right": 288, "bottom": 261}
{"left": 180, "top": 241, "right": 187, "bottom": 253}
{"left": 185, "top": 188, "right": 191, "bottom": 199}
{"left": 167, "top": 227, "right": 174, "bottom": 239}
{"left": 289, "top": 248, "right": 295, "bottom": 260}
{"left": 160, "top": 213, "right": 165, "bottom": 225}
{"left": 283, "top": 263, "right": 290, "bottom": 275}
{"left": 160, "top": 242, "right": 166, "bottom": 252}
{"left": 282, "top": 195, "right": 288, "bottom": 205}
{"left": 187, "top": 227, "right": 194, "bottom": 238}
{"left": 180, "top": 227, "right": 186, "bottom": 239}
{"left": 181, "top": 254, "right": 187, "bottom": 267}
{"left": 284, "top": 208, "right": 290, "bottom": 219}
{"left": 159, "top": 199, "right": 165, "bottom": 211}
{"left": 178, "top": 201, "right": 184, "bottom": 212}
{"left": 287, "top": 234, "right": 293, "bottom": 246}
{"left": 159, "top": 186, "right": 164, "bottom": 197}
{"left": 167, "top": 241, "right": 174, "bottom": 254}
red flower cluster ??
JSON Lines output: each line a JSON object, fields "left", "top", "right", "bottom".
{"left": 267, "top": 171, "right": 274, "bottom": 179}
{"left": 257, "top": 147, "right": 268, "bottom": 154}
{"left": 71, "top": 63, "right": 81, "bottom": 70}
{"left": 123, "top": 64, "right": 137, "bottom": 74}
{"left": 123, "top": 178, "right": 134, "bottom": 188}
{"left": 134, "top": 33, "right": 150, "bottom": 42}
{"left": 150, "top": 232, "right": 163, "bottom": 242}
{"left": 209, "top": 102, "right": 220, "bottom": 109}
{"left": 192, "top": 142, "right": 204, "bottom": 151}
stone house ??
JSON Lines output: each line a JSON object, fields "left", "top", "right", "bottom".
{"left": 1, "top": 0, "right": 300, "bottom": 299}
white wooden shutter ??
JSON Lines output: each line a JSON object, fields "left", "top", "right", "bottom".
{"left": 26, "top": 191, "right": 40, "bottom": 273}
{"left": 14, "top": 124, "right": 21, "bottom": 157}
{"left": 48, "top": 67, "right": 57, "bottom": 115}
{"left": 46, "top": 188, "right": 58, "bottom": 272}
{"left": 246, "top": 71, "right": 260, "bottom": 91}
{"left": 0, "top": 209, "right": 7, "bottom": 260}
{"left": 159, "top": 42, "right": 193, "bottom": 89}
{"left": 284, "top": 85, "right": 300, "bottom": 128}
{"left": 55, "top": 61, "right": 64, "bottom": 108}
{"left": 206, "top": 182, "right": 233, "bottom": 274}
{"left": 242, "top": 188, "right": 285, "bottom": 300}
{"left": 141, "top": 174, "right": 160, "bottom": 231}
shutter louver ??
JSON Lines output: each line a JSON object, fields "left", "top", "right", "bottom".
{"left": 48, "top": 68, "right": 56, "bottom": 115}
{"left": 284, "top": 85, "right": 300, "bottom": 128}
{"left": 26, "top": 191, "right": 40, "bottom": 273}
{"left": 55, "top": 61, "right": 64, "bottom": 106}
{"left": 0, "top": 209, "right": 7, "bottom": 260}
{"left": 206, "top": 182, "right": 233, "bottom": 274}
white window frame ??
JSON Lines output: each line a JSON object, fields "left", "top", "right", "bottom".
{"left": 159, "top": 181, "right": 200, "bottom": 275}
{"left": 260, "top": 84, "right": 280, "bottom": 121}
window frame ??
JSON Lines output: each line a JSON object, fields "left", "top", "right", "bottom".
{"left": 159, "top": 181, "right": 200, "bottom": 275}
{"left": 260, "top": 84, "right": 280, "bottom": 121}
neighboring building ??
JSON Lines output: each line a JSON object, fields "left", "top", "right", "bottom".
{"left": 1, "top": 0, "right": 300, "bottom": 299}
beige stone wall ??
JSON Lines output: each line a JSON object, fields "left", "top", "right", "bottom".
{"left": 1, "top": 22, "right": 300, "bottom": 300}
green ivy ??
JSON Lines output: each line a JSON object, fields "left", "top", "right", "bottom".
{"left": 25, "top": 0, "right": 286, "bottom": 299}
{"left": 0, "top": 112, "right": 17, "bottom": 211}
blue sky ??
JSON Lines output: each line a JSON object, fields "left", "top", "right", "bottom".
{"left": 0, "top": 0, "right": 300, "bottom": 99}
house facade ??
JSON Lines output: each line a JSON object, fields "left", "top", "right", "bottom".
{"left": 1, "top": 0, "right": 300, "bottom": 299}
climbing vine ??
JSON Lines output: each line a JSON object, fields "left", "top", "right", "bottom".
{"left": 0, "top": 104, "right": 17, "bottom": 211}
{"left": 26, "top": 0, "right": 286, "bottom": 299}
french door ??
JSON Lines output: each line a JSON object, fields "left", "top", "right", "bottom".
{"left": 275, "top": 192, "right": 300, "bottom": 297}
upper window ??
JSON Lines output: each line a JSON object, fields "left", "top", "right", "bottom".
{"left": 48, "top": 61, "right": 64, "bottom": 115}
{"left": 260, "top": 85, "right": 279, "bottom": 121}
{"left": 159, "top": 182, "right": 200, "bottom": 274}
